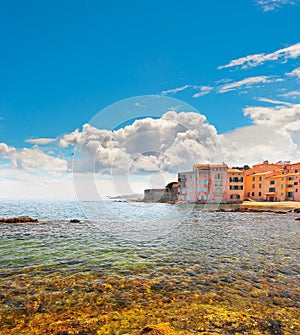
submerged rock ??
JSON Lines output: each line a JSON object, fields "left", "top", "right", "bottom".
{"left": 131, "top": 323, "right": 187, "bottom": 335}
{"left": 131, "top": 324, "right": 218, "bottom": 335}
{"left": 0, "top": 217, "right": 38, "bottom": 223}
{"left": 69, "top": 219, "right": 81, "bottom": 223}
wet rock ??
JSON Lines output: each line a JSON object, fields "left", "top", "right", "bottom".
{"left": 69, "top": 219, "right": 81, "bottom": 223}
{"left": 258, "top": 319, "right": 283, "bottom": 335}
{"left": 295, "top": 217, "right": 300, "bottom": 221}
{"left": 0, "top": 217, "right": 38, "bottom": 223}
{"left": 131, "top": 323, "right": 192, "bottom": 335}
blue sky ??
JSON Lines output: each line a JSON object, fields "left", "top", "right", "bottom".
{"left": 0, "top": 0, "right": 300, "bottom": 199}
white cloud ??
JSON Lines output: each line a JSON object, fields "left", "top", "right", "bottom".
{"left": 0, "top": 168, "right": 75, "bottom": 200}
{"left": 256, "top": 0, "right": 299, "bottom": 12}
{"left": 286, "top": 67, "right": 300, "bottom": 79}
{"left": 280, "top": 90, "right": 300, "bottom": 98}
{"left": 25, "top": 138, "right": 56, "bottom": 145}
{"left": 161, "top": 84, "right": 213, "bottom": 98}
{"left": 192, "top": 86, "right": 213, "bottom": 98}
{"left": 60, "top": 111, "right": 223, "bottom": 174}
{"left": 257, "top": 97, "right": 295, "bottom": 106}
{"left": 0, "top": 143, "right": 68, "bottom": 173}
{"left": 161, "top": 85, "right": 190, "bottom": 95}
{"left": 218, "top": 76, "right": 272, "bottom": 93}
{"left": 218, "top": 42, "right": 300, "bottom": 70}
{"left": 0, "top": 143, "right": 16, "bottom": 156}
{"left": 221, "top": 102, "right": 300, "bottom": 165}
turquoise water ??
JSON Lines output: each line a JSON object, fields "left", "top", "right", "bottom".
{"left": 0, "top": 200, "right": 299, "bottom": 334}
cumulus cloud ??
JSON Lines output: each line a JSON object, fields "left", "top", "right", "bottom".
{"left": 25, "top": 137, "right": 56, "bottom": 145}
{"left": 286, "top": 67, "right": 300, "bottom": 79}
{"left": 218, "top": 42, "right": 300, "bottom": 70}
{"left": 218, "top": 76, "right": 273, "bottom": 93}
{"left": 221, "top": 102, "right": 300, "bottom": 165}
{"left": 0, "top": 143, "right": 68, "bottom": 173}
{"left": 0, "top": 143, "right": 16, "bottom": 156}
{"left": 60, "top": 111, "right": 223, "bottom": 174}
{"left": 256, "top": 0, "right": 299, "bottom": 12}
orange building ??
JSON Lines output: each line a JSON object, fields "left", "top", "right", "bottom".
{"left": 227, "top": 168, "right": 244, "bottom": 203}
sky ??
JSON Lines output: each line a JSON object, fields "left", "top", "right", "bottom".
{"left": 0, "top": 0, "right": 300, "bottom": 199}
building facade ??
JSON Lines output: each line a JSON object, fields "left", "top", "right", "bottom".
{"left": 177, "top": 160, "right": 300, "bottom": 203}
{"left": 177, "top": 163, "right": 228, "bottom": 203}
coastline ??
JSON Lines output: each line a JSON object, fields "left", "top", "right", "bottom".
{"left": 240, "top": 200, "right": 300, "bottom": 210}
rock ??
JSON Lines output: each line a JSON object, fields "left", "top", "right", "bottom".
{"left": 295, "top": 217, "right": 300, "bottom": 221}
{"left": 0, "top": 217, "right": 38, "bottom": 223}
{"left": 294, "top": 208, "right": 300, "bottom": 213}
{"left": 70, "top": 219, "right": 81, "bottom": 223}
{"left": 131, "top": 323, "right": 191, "bottom": 335}
{"left": 131, "top": 324, "right": 218, "bottom": 335}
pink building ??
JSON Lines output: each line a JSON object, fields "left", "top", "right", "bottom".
{"left": 178, "top": 163, "right": 228, "bottom": 203}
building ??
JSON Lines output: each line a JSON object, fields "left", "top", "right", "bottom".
{"left": 227, "top": 168, "right": 244, "bottom": 203}
{"left": 243, "top": 161, "right": 300, "bottom": 202}
{"left": 178, "top": 160, "right": 300, "bottom": 203}
{"left": 177, "top": 163, "right": 228, "bottom": 203}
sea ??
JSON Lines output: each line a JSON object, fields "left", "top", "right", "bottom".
{"left": 0, "top": 199, "right": 299, "bottom": 335}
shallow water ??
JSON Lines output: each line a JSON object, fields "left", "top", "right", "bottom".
{"left": 0, "top": 200, "right": 299, "bottom": 334}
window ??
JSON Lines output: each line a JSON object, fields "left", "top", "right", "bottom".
{"left": 287, "top": 184, "right": 294, "bottom": 188}
{"left": 198, "top": 187, "right": 202, "bottom": 192}
{"left": 196, "top": 180, "right": 199, "bottom": 185}
{"left": 182, "top": 188, "right": 186, "bottom": 195}
{"left": 230, "top": 194, "right": 240, "bottom": 199}
{"left": 270, "top": 180, "right": 275, "bottom": 185}
{"left": 215, "top": 181, "right": 223, "bottom": 186}
{"left": 215, "top": 188, "right": 222, "bottom": 194}
{"left": 198, "top": 195, "right": 202, "bottom": 200}
{"left": 196, "top": 173, "right": 199, "bottom": 178}
{"left": 180, "top": 195, "right": 184, "bottom": 201}
{"left": 281, "top": 184, "right": 284, "bottom": 189}
{"left": 269, "top": 187, "right": 276, "bottom": 192}
{"left": 247, "top": 192, "right": 250, "bottom": 197}
{"left": 190, "top": 188, "right": 193, "bottom": 193}
{"left": 259, "top": 184, "right": 262, "bottom": 189}
{"left": 203, "top": 187, "right": 207, "bottom": 193}
{"left": 252, "top": 192, "right": 255, "bottom": 196}
{"left": 215, "top": 173, "right": 222, "bottom": 179}
{"left": 252, "top": 177, "right": 255, "bottom": 181}
{"left": 229, "top": 177, "right": 243, "bottom": 183}
{"left": 203, "top": 195, "right": 207, "bottom": 201}
{"left": 259, "top": 192, "right": 262, "bottom": 196}
{"left": 252, "top": 184, "right": 255, "bottom": 189}
{"left": 187, "top": 195, "right": 191, "bottom": 201}
{"left": 259, "top": 176, "right": 262, "bottom": 181}
{"left": 286, "top": 191, "right": 294, "bottom": 198}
